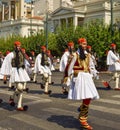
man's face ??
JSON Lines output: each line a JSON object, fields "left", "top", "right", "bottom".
{"left": 88, "top": 48, "right": 91, "bottom": 52}
{"left": 15, "top": 45, "right": 21, "bottom": 50}
{"left": 81, "top": 42, "right": 87, "bottom": 50}
{"left": 42, "top": 49, "right": 46, "bottom": 53}
{"left": 31, "top": 52, "right": 35, "bottom": 55}
{"left": 113, "top": 46, "right": 116, "bottom": 50}
{"left": 71, "top": 45, "right": 74, "bottom": 49}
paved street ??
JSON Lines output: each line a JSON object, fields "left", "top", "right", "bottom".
{"left": 0, "top": 71, "right": 120, "bottom": 130}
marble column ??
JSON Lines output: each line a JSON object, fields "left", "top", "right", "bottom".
{"left": 15, "top": 3, "right": 17, "bottom": 20}
{"left": 59, "top": 19, "right": 61, "bottom": 27}
{"left": 8, "top": 4, "right": 11, "bottom": 20}
{"left": 73, "top": 15, "right": 78, "bottom": 27}
{"left": 2, "top": 4, "right": 4, "bottom": 21}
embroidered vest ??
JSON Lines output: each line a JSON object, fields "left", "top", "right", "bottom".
{"left": 11, "top": 51, "right": 24, "bottom": 68}
{"left": 73, "top": 53, "right": 90, "bottom": 77}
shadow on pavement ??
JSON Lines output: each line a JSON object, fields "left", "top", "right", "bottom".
{"left": 47, "top": 115, "right": 83, "bottom": 130}
{"left": 0, "top": 101, "right": 15, "bottom": 111}
{"left": 28, "top": 89, "right": 44, "bottom": 95}
{"left": 0, "top": 85, "right": 8, "bottom": 89}
{"left": 52, "top": 83, "right": 61, "bottom": 87}
{"left": 97, "top": 87, "right": 113, "bottom": 91}
{"left": 49, "top": 93, "right": 68, "bottom": 99}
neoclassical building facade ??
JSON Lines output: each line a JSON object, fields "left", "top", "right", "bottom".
{"left": 0, "top": 0, "right": 44, "bottom": 38}
{"left": 50, "top": 0, "right": 120, "bottom": 32}
{"left": 0, "top": 0, "right": 120, "bottom": 38}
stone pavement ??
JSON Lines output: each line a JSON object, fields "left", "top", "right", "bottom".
{"left": 0, "top": 71, "right": 120, "bottom": 130}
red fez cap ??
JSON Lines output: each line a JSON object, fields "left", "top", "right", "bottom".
{"left": 41, "top": 45, "right": 46, "bottom": 50}
{"left": 110, "top": 43, "right": 116, "bottom": 47}
{"left": 67, "top": 42, "right": 74, "bottom": 47}
{"left": 78, "top": 38, "right": 87, "bottom": 44}
{"left": 87, "top": 45, "right": 92, "bottom": 49}
{"left": 14, "top": 41, "right": 21, "bottom": 46}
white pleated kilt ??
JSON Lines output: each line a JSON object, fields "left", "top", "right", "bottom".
{"left": 0, "top": 68, "right": 4, "bottom": 79}
{"left": 40, "top": 65, "right": 52, "bottom": 75}
{"left": 9, "top": 67, "right": 30, "bottom": 83}
{"left": 26, "top": 66, "right": 34, "bottom": 75}
{"left": 68, "top": 72, "right": 99, "bottom": 100}
{"left": 108, "top": 63, "right": 120, "bottom": 72}
{"left": 51, "top": 65, "right": 55, "bottom": 71}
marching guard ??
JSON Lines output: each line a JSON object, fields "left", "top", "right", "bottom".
{"left": 46, "top": 50, "right": 55, "bottom": 85}
{"left": 34, "top": 45, "right": 52, "bottom": 94}
{"left": 1, "top": 41, "right": 30, "bottom": 111}
{"left": 0, "top": 51, "right": 4, "bottom": 80}
{"left": 29, "top": 50, "right": 36, "bottom": 81}
{"left": 107, "top": 43, "right": 120, "bottom": 90}
{"left": 59, "top": 42, "right": 75, "bottom": 94}
{"left": 67, "top": 38, "right": 99, "bottom": 130}
{"left": 0, "top": 51, "right": 4, "bottom": 103}
{"left": 87, "top": 45, "right": 99, "bottom": 80}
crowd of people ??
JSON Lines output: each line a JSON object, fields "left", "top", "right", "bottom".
{"left": 0, "top": 41, "right": 55, "bottom": 111}
{"left": 0, "top": 38, "right": 120, "bottom": 130}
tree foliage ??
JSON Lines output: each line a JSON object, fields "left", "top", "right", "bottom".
{"left": 0, "top": 20, "right": 120, "bottom": 58}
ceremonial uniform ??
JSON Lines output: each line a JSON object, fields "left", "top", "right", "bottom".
{"left": 29, "top": 51, "right": 36, "bottom": 81}
{"left": 1, "top": 41, "right": 30, "bottom": 111}
{"left": 0, "top": 52, "right": 4, "bottom": 80}
{"left": 107, "top": 43, "right": 120, "bottom": 90}
{"left": 87, "top": 45, "right": 99, "bottom": 79}
{"left": 68, "top": 38, "right": 99, "bottom": 130}
{"left": 46, "top": 50, "right": 55, "bottom": 84}
{"left": 59, "top": 42, "right": 74, "bottom": 94}
{"left": 1, "top": 51, "right": 11, "bottom": 85}
{"left": 34, "top": 46, "right": 52, "bottom": 94}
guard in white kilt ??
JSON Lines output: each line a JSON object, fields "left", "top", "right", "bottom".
{"left": 1, "top": 51, "right": 12, "bottom": 85}
{"left": 0, "top": 51, "right": 4, "bottom": 103}
{"left": 107, "top": 43, "right": 120, "bottom": 90}
{"left": 46, "top": 50, "right": 55, "bottom": 85}
{"left": 2, "top": 50, "right": 15, "bottom": 90}
{"left": 0, "top": 51, "right": 4, "bottom": 80}
{"left": 29, "top": 50, "right": 36, "bottom": 81}
{"left": 34, "top": 46, "right": 52, "bottom": 94}
{"left": 21, "top": 48, "right": 33, "bottom": 92}
{"left": 1, "top": 51, "right": 14, "bottom": 89}
{"left": 0, "top": 41, "right": 30, "bottom": 111}
{"left": 67, "top": 38, "right": 99, "bottom": 130}
{"left": 86, "top": 45, "right": 99, "bottom": 80}
{"left": 59, "top": 42, "right": 75, "bottom": 94}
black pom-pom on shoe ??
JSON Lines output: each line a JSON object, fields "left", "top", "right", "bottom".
{"left": 9, "top": 97, "right": 15, "bottom": 107}
{"left": 40, "top": 84, "right": 45, "bottom": 89}
{"left": 48, "top": 90, "right": 52, "bottom": 94}
{"left": 44, "top": 90, "right": 52, "bottom": 95}
{"left": 23, "top": 105, "right": 28, "bottom": 111}
{"left": 23, "top": 88, "right": 29, "bottom": 93}
{"left": 3, "top": 81, "right": 7, "bottom": 84}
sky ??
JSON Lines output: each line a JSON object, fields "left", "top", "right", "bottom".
{"left": 25, "top": 0, "right": 32, "bottom": 3}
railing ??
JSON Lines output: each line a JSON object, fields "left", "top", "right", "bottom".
{"left": 0, "top": 18, "right": 43, "bottom": 27}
